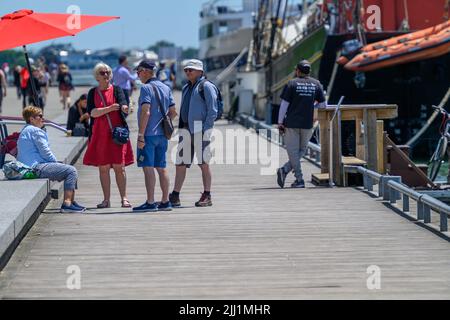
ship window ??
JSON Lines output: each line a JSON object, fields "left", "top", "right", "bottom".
{"left": 218, "top": 21, "right": 228, "bottom": 34}
{"left": 200, "top": 23, "right": 214, "bottom": 40}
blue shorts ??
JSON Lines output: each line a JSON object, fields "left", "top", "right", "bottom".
{"left": 137, "top": 135, "right": 168, "bottom": 168}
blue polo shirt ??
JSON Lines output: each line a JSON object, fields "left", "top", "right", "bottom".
{"left": 138, "top": 78, "right": 175, "bottom": 136}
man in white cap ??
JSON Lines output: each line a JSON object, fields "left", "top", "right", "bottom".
{"left": 169, "top": 59, "right": 218, "bottom": 207}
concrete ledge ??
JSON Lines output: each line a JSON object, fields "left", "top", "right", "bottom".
{"left": 0, "top": 112, "right": 87, "bottom": 269}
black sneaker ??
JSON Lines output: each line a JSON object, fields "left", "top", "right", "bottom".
{"left": 169, "top": 193, "right": 181, "bottom": 207}
{"left": 277, "top": 168, "right": 287, "bottom": 188}
{"left": 195, "top": 193, "right": 212, "bottom": 207}
{"left": 291, "top": 180, "right": 305, "bottom": 188}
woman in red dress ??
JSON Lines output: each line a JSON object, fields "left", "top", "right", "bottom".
{"left": 83, "top": 62, "right": 134, "bottom": 209}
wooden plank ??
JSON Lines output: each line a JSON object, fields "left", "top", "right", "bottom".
{"left": 355, "top": 118, "right": 365, "bottom": 160}
{"left": 363, "top": 109, "right": 378, "bottom": 171}
{"left": 332, "top": 111, "right": 343, "bottom": 186}
{"left": 319, "top": 116, "right": 330, "bottom": 174}
{"left": 377, "top": 121, "right": 385, "bottom": 174}
{"left": 342, "top": 156, "right": 366, "bottom": 166}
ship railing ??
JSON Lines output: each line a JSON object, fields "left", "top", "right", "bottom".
{"left": 237, "top": 113, "right": 321, "bottom": 167}
{"left": 345, "top": 165, "right": 449, "bottom": 233}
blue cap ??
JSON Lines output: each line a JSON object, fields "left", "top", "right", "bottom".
{"left": 135, "top": 59, "right": 156, "bottom": 70}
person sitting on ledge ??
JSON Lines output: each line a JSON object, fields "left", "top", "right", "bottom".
{"left": 17, "top": 106, "right": 86, "bottom": 213}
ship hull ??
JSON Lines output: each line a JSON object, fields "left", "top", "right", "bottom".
{"left": 319, "top": 33, "right": 450, "bottom": 158}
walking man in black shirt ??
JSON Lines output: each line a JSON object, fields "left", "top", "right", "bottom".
{"left": 276, "top": 60, "right": 326, "bottom": 188}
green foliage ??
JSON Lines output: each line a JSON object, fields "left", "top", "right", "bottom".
{"left": 182, "top": 47, "right": 199, "bottom": 59}
{"left": 147, "top": 40, "right": 176, "bottom": 52}
{"left": 0, "top": 50, "right": 26, "bottom": 67}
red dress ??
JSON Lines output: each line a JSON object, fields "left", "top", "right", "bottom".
{"left": 83, "top": 85, "right": 134, "bottom": 167}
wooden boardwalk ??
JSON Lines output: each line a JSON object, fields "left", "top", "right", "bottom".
{"left": 1, "top": 92, "right": 450, "bottom": 299}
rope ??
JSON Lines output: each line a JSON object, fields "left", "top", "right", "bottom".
{"left": 407, "top": 87, "right": 450, "bottom": 147}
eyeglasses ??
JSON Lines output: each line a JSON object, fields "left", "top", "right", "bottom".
{"left": 98, "top": 71, "right": 110, "bottom": 76}
{"left": 136, "top": 69, "right": 145, "bottom": 74}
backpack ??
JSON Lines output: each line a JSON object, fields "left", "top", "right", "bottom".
{"left": 2, "top": 160, "right": 38, "bottom": 180}
{"left": 0, "top": 132, "right": 19, "bottom": 158}
{"left": 198, "top": 80, "right": 223, "bottom": 121}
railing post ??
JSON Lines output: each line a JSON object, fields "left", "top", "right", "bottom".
{"left": 440, "top": 211, "right": 448, "bottom": 232}
{"left": 367, "top": 176, "right": 373, "bottom": 192}
{"left": 389, "top": 186, "right": 396, "bottom": 204}
{"left": 403, "top": 195, "right": 410, "bottom": 212}
{"left": 423, "top": 204, "right": 431, "bottom": 224}
{"left": 417, "top": 200, "right": 424, "bottom": 221}
{"left": 382, "top": 177, "right": 402, "bottom": 201}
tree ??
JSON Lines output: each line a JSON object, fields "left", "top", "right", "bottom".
{"left": 0, "top": 50, "right": 26, "bottom": 68}
{"left": 147, "top": 40, "right": 175, "bottom": 52}
{"left": 182, "top": 47, "right": 199, "bottom": 59}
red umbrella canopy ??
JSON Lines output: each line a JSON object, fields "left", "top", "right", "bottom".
{"left": 0, "top": 9, "right": 119, "bottom": 51}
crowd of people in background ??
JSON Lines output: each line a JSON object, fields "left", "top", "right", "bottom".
{"left": 0, "top": 58, "right": 74, "bottom": 112}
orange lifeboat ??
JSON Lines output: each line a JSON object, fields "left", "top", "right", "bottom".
{"left": 341, "top": 20, "right": 450, "bottom": 72}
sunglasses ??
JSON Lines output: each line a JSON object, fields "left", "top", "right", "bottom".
{"left": 34, "top": 114, "right": 44, "bottom": 119}
{"left": 184, "top": 68, "right": 195, "bottom": 73}
{"left": 136, "top": 69, "right": 145, "bottom": 74}
{"left": 98, "top": 71, "right": 110, "bottom": 76}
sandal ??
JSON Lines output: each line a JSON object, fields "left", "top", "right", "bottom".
{"left": 97, "top": 200, "right": 110, "bottom": 209}
{"left": 121, "top": 199, "right": 132, "bottom": 208}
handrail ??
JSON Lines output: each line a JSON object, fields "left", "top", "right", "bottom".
{"left": 0, "top": 119, "right": 68, "bottom": 134}
{"left": 346, "top": 165, "right": 449, "bottom": 233}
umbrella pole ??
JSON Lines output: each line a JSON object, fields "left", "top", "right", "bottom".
{"left": 22, "top": 45, "right": 41, "bottom": 109}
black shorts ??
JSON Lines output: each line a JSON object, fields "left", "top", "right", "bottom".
{"left": 176, "top": 131, "right": 211, "bottom": 168}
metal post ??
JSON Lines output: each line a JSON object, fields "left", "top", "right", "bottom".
{"left": 417, "top": 201, "right": 424, "bottom": 220}
{"left": 23, "top": 45, "right": 40, "bottom": 108}
{"left": 423, "top": 205, "right": 431, "bottom": 224}
{"left": 367, "top": 176, "right": 373, "bottom": 192}
{"left": 440, "top": 211, "right": 448, "bottom": 232}
{"left": 389, "top": 186, "right": 396, "bottom": 204}
{"left": 403, "top": 195, "right": 410, "bottom": 212}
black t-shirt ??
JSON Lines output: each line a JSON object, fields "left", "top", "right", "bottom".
{"left": 280, "top": 76, "right": 325, "bottom": 129}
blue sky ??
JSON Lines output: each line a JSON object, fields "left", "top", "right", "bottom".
{"left": 1, "top": 0, "right": 206, "bottom": 51}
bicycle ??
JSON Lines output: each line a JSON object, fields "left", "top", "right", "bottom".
{"left": 428, "top": 105, "right": 450, "bottom": 182}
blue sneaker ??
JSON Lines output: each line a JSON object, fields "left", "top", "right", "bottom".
{"left": 132, "top": 202, "right": 158, "bottom": 213}
{"left": 291, "top": 180, "right": 305, "bottom": 188}
{"left": 157, "top": 202, "right": 172, "bottom": 211}
{"left": 61, "top": 203, "right": 86, "bottom": 213}
{"left": 72, "top": 201, "right": 86, "bottom": 211}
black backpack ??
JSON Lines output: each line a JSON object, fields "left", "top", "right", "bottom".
{"left": 198, "top": 80, "right": 223, "bottom": 121}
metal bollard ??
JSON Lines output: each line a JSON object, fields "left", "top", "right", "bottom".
{"left": 403, "top": 195, "right": 410, "bottom": 212}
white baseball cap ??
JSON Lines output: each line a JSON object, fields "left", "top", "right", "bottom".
{"left": 184, "top": 59, "right": 204, "bottom": 72}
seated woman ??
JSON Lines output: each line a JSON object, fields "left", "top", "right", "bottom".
{"left": 67, "top": 94, "right": 90, "bottom": 136}
{"left": 17, "top": 106, "right": 86, "bottom": 213}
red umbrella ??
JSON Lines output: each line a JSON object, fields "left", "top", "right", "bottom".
{"left": 0, "top": 9, "right": 119, "bottom": 107}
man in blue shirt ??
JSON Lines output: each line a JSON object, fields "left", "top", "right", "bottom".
{"left": 112, "top": 55, "right": 137, "bottom": 106}
{"left": 169, "top": 59, "right": 218, "bottom": 208}
{"left": 133, "top": 60, "right": 177, "bottom": 213}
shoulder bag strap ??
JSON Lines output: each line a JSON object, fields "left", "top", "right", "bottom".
{"left": 96, "top": 87, "right": 114, "bottom": 133}
{"left": 149, "top": 83, "right": 168, "bottom": 120}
